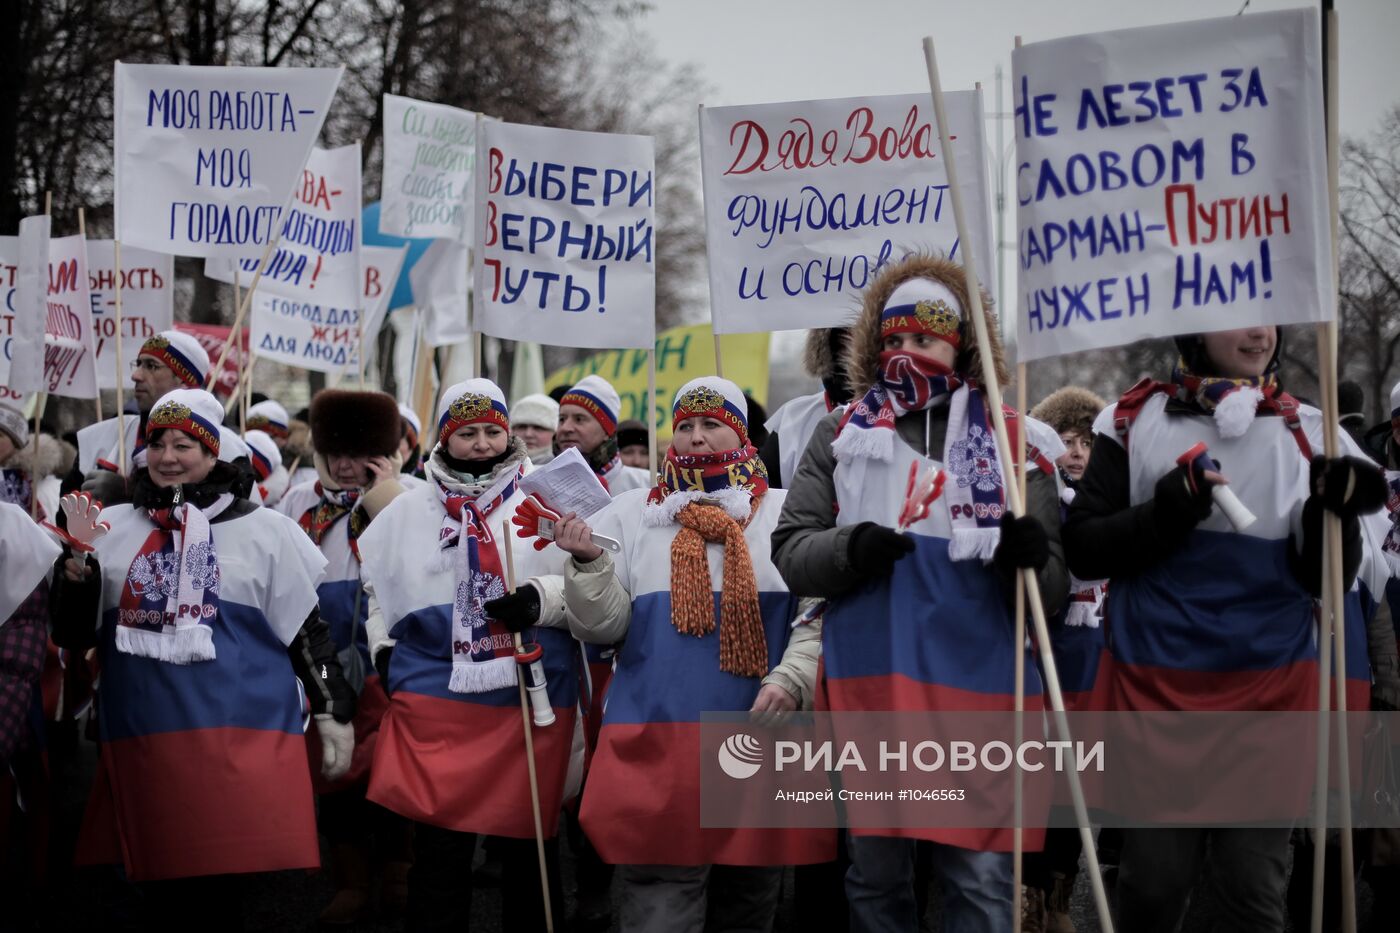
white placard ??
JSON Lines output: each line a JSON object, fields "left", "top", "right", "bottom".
{"left": 380, "top": 95, "right": 477, "bottom": 243}
{"left": 251, "top": 244, "right": 408, "bottom": 375}
{"left": 410, "top": 237, "right": 470, "bottom": 348}
{"left": 202, "top": 144, "right": 362, "bottom": 308}
{"left": 10, "top": 222, "right": 98, "bottom": 398}
{"left": 8, "top": 217, "right": 49, "bottom": 394}
{"left": 87, "top": 241, "right": 175, "bottom": 390}
{"left": 474, "top": 120, "right": 656, "bottom": 350}
{"left": 1012, "top": 9, "right": 1332, "bottom": 362}
{"left": 0, "top": 237, "right": 18, "bottom": 393}
{"left": 360, "top": 244, "right": 410, "bottom": 371}
{"left": 113, "top": 62, "right": 342, "bottom": 258}
{"left": 700, "top": 91, "right": 994, "bottom": 335}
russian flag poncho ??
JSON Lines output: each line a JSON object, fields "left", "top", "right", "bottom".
{"left": 576, "top": 487, "right": 833, "bottom": 867}
{"left": 77, "top": 504, "right": 326, "bottom": 881}
{"left": 357, "top": 478, "right": 580, "bottom": 839}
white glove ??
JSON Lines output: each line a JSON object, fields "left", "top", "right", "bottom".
{"left": 315, "top": 713, "right": 355, "bottom": 782}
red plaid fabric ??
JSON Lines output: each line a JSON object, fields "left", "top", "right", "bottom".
{"left": 0, "top": 580, "right": 50, "bottom": 764}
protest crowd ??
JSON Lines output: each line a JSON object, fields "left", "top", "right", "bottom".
{"left": 3, "top": 7, "right": 1400, "bottom": 933}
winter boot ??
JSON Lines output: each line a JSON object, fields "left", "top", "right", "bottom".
{"left": 1046, "top": 870, "right": 1077, "bottom": 932}
{"left": 318, "top": 842, "right": 371, "bottom": 926}
{"left": 1021, "top": 884, "right": 1047, "bottom": 933}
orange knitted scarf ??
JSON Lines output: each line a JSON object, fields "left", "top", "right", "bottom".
{"left": 669, "top": 496, "right": 769, "bottom": 678}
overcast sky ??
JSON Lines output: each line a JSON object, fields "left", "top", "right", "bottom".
{"left": 636, "top": 0, "right": 1397, "bottom": 370}
{"left": 642, "top": 0, "right": 1397, "bottom": 139}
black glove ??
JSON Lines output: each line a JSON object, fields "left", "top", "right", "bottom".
{"left": 1309, "top": 455, "right": 1387, "bottom": 521}
{"left": 375, "top": 646, "right": 393, "bottom": 691}
{"left": 993, "top": 513, "right": 1050, "bottom": 575}
{"left": 485, "top": 585, "right": 542, "bottom": 633}
{"left": 1151, "top": 458, "right": 1216, "bottom": 538}
{"left": 846, "top": 522, "right": 915, "bottom": 577}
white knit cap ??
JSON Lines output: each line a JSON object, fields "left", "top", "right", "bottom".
{"left": 147, "top": 388, "right": 224, "bottom": 455}
{"left": 246, "top": 399, "right": 291, "bottom": 437}
{"left": 435, "top": 379, "right": 510, "bottom": 447}
{"left": 243, "top": 430, "right": 280, "bottom": 480}
{"left": 671, "top": 376, "right": 750, "bottom": 444}
{"left": 218, "top": 426, "right": 250, "bottom": 464}
{"left": 560, "top": 375, "right": 621, "bottom": 436}
{"left": 398, "top": 403, "right": 422, "bottom": 438}
{"left": 511, "top": 393, "right": 560, "bottom": 431}
{"left": 0, "top": 403, "right": 28, "bottom": 449}
{"left": 138, "top": 330, "right": 212, "bottom": 388}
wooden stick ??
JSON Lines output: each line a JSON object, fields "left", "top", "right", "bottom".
{"left": 502, "top": 532, "right": 556, "bottom": 933}
{"left": 923, "top": 36, "right": 1114, "bottom": 933}
{"left": 1323, "top": 12, "right": 1355, "bottom": 928}
{"left": 76, "top": 208, "right": 101, "bottom": 423}
{"left": 208, "top": 235, "right": 279, "bottom": 388}
{"left": 647, "top": 348, "right": 659, "bottom": 477}
{"left": 29, "top": 395, "right": 44, "bottom": 520}
{"left": 1014, "top": 360, "right": 1028, "bottom": 933}
{"left": 234, "top": 269, "right": 246, "bottom": 432}
{"left": 113, "top": 241, "right": 129, "bottom": 478}
{"left": 712, "top": 331, "right": 724, "bottom": 379}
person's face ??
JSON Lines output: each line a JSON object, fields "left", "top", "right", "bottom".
{"left": 327, "top": 453, "right": 371, "bottom": 489}
{"left": 881, "top": 332, "right": 957, "bottom": 370}
{"left": 672, "top": 417, "right": 742, "bottom": 455}
{"left": 1200, "top": 326, "right": 1277, "bottom": 380}
{"left": 555, "top": 405, "right": 607, "bottom": 454}
{"left": 398, "top": 435, "right": 416, "bottom": 462}
{"left": 0, "top": 433, "right": 15, "bottom": 462}
{"left": 619, "top": 443, "right": 649, "bottom": 468}
{"left": 448, "top": 423, "right": 509, "bottom": 460}
{"left": 513, "top": 423, "right": 554, "bottom": 451}
{"left": 146, "top": 430, "right": 216, "bottom": 487}
{"left": 1057, "top": 431, "right": 1092, "bottom": 482}
{"left": 131, "top": 357, "right": 182, "bottom": 412}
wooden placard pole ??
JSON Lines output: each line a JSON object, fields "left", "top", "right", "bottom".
{"left": 76, "top": 208, "right": 102, "bottom": 424}
{"left": 501, "top": 532, "right": 555, "bottom": 933}
{"left": 1311, "top": 10, "right": 1355, "bottom": 932}
{"left": 647, "top": 348, "right": 659, "bottom": 477}
{"left": 208, "top": 233, "right": 280, "bottom": 390}
{"left": 922, "top": 35, "right": 1114, "bottom": 933}
{"left": 113, "top": 240, "right": 129, "bottom": 478}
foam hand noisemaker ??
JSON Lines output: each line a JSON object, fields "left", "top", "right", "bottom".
{"left": 43, "top": 492, "right": 112, "bottom": 555}
{"left": 897, "top": 461, "right": 947, "bottom": 532}
{"left": 1177, "top": 442, "right": 1256, "bottom": 531}
{"left": 511, "top": 494, "right": 620, "bottom": 553}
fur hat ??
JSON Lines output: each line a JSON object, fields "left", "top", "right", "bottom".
{"left": 1030, "top": 386, "right": 1107, "bottom": 439}
{"left": 845, "top": 253, "right": 1008, "bottom": 399}
{"left": 309, "top": 389, "right": 402, "bottom": 458}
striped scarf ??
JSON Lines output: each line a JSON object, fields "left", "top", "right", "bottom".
{"left": 298, "top": 485, "right": 366, "bottom": 561}
{"left": 1171, "top": 359, "right": 1281, "bottom": 439}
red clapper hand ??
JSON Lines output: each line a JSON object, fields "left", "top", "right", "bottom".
{"left": 43, "top": 492, "right": 111, "bottom": 558}
{"left": 512, "top": 495, "right": 562, "bottom": 552}
{"left": 511, "top": 494, "right": 622, "bottom": 553}
{"left": 897, "top": 461, "right": 947, "bottom": 532}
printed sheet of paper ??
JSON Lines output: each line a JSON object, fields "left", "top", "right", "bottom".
{"left": 519, "top": 446, "right": 612, "bottom": 519}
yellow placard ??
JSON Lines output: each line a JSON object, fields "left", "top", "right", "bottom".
{"left": 545, "top": 323, "right": 770, "bottom": 439}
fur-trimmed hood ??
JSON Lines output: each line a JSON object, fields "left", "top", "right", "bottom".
{"left": 0, "top": 432, "right": 71, "bottom": 479}
{"left": 844, "top": 253, "right": 1008, "bottom": 399}
{"left": 803, "top": 327, "right": 853, "bottom": 379}
{"left": 1029, "top": 386, "right": 1107, "bottom": 438}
